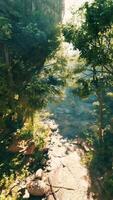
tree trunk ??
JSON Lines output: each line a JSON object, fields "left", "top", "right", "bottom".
{"left": 4, "top": 44, "right": 14, "bottom": 89}
{"left": 96, "top": 90, "right": 104, "bottom": 142}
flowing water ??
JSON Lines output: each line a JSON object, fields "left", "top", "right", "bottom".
{"left": 48, "top": 88, "right": 96, "bottom": 139}
{"left": 47, "top": 0, "right": 95, "bottom": 140}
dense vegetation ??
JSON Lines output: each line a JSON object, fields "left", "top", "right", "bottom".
{"left": 63, "top": 0, "right": 113, "bottom": 199}
{"left": 1, "top": 0, "right": 113, "bottom": 199}
{"left": 0, "top": 0, "right": 65, "bottom": 199}
{"left": 0, "top": 0, "right": 65, "bottom": 133}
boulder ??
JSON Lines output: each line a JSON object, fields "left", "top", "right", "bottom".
{"left": 27, "top": 180, "right": 50, "bottom": 196}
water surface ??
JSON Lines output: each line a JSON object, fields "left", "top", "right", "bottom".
{"left": 48, "top": 88, "right": 96, "bottom": 139}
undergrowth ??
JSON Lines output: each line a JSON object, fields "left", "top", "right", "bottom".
{"left": 82, "top": 130, "right": 113, "bottom": 200}
{"left": 0, "top": 111, "right": 50, "bottom": 200}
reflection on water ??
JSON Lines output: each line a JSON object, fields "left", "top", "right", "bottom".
{"left": 48, "top": 88, "right": 96, "bottom": 139}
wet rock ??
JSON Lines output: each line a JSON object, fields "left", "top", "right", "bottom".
{"left": 27, "top": 180, "right": 49, "bottom": 196}
{"left": 35, "top": 169, "right": 43, "bottom": 179}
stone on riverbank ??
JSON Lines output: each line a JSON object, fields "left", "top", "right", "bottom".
{"left": 27, "top": 180, "right": 49, "bottom": 197}
{"left": 36, "top": 169, "right": 43, "bottom": 179}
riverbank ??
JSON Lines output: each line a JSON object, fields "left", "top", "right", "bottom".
{"left": 0, "top": 115, "right": 97, "bottom": 200}
{"left": 45, "top": 119, "right": 94, "bottom": 200}
{"left": 23, "top": 118, "right": 94, "bottom": 200}
{"left": 16, "top": 118, "right": 94, "bottom": 200}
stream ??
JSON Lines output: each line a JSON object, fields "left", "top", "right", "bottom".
{"left": 48, "top": 88, "right": 96, "bottom": 139}
{"left": 47, "top": 0, "right": 96, "bottom": 140}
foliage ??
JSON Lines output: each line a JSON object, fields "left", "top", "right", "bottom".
{"left": 63, "top": 0, "right": 113, "bottom": 136}
{"left": 0, "top": 0, "right": 64, "bottom": 134}
{"left": 33, "top": 111, "right": 50, "bottom": 149}
{"left": 63, "top": 0, "right": 113, "bottom": 70}
{"left": 63, "top": 0, "right": 113, "bottom": 199}
{"left": 0, "top": 1, "right": 66, "bottom": 199}
{"left": 0, "top": 110, "right": 50, "bottom": 199}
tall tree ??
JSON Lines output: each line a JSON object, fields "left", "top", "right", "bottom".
{"left": 0, "top": 0, "right": 64, "bottom": 132}
{"left": 63, "top": 0, "right": 113, "bottom": 140}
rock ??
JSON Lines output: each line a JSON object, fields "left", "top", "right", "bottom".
{"left": 66, "top": 145, "right": 75, "bottom": 153}
{"left": 46, "top": 160, "right": 51, "bottom": 166}
{"left": 19, "top": 181, "right": 26, "bottom": 189}
{"left": 27, "top": 180, "right": 50, "bottom": 196}
{"left": 23, "top": 189, "right": 30, "bottom": 199}
{"left": 35, "top": 169, "right": 43, "bottom": 179}
{"left": 49, "top": 124, "right": 58, "bottom": 132}
{"left": 72, "top": 140, "right": 78, "bottom": 145}
{"left": 76, "top": 148, "right": 84, "bottom": 157}
{"left": 82, "top": 142, "right": 90, "bottom": 152}
{"left": 47, "top": 138, "right": 52, "bottom": 143}
{"left": 46, "top": 166, "right": 51, "bottom": 172}
{"left": 42, "top": 175, "right": 48, "bottom": 182}
{"left": 53, "top": 131, "right": 58, "bottom": 136}
{"left": 58, "top": 143, "right": 62, "bottom": 147}
{"left": 42, "top": 147, "right": 49, "bottom": 153}
{"left": 76, "top": 138, "right": 84, "bottom": 145}
{"left": 61, "top": 139, "right": 67, "bottom": 144}
{"left": 23, "top": 142, "right": 36, "bottom": 155}
{"left": 64, "top": 142, "right": 70, "bottom": 147}
{"left": 26, "top": 174, "right": 36, "bottom": 183}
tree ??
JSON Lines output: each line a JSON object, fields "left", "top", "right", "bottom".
{"left": 0, "top": 0, "right": 64, "bottom": 133}
{"left": 63, "top": 1, "right": 113, "bottom": 198}
{"left": 63, "top": 0, "right": 113, "bottom": 141}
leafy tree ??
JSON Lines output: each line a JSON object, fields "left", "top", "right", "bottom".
{"left": 0, "top": 0, "right": 64, "bottom": 133}
{"left": 63, "top": 0, "right": 113, "bottom": 140}
{"left": 63, "top": 1, "right": 113, "bottom": 198}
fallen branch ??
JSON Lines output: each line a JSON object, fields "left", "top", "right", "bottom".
{"left": 48, "top": 177, "right": 59, "bottom": 200}
{"left": 46, "top": 188, "right": 60, "bottom": 198}
{"left": 47, "top": 183, "right": 75, "bottom": 191}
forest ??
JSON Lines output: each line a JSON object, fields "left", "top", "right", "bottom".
{"left": 0, "top": 0, "right": 113, "bottom": 199}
